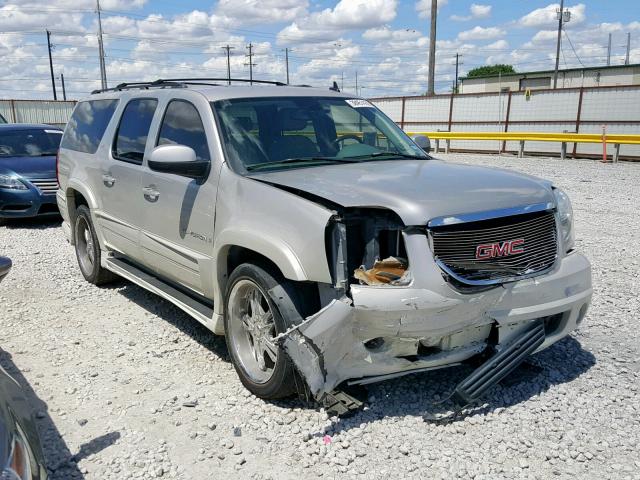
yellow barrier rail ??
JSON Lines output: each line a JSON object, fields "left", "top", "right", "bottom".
{"left": 406, "top": 131, "right": 640, "bottom": 145}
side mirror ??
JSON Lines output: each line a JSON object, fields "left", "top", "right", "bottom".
{"left": 148, "top": 145, "right": 209, "bottom": 179}
{"left": 412, "top": 135, "right": 431, "bottom": 153}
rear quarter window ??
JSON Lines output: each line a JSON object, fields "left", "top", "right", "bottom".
{"left": 61, "top": 99, "right": 118, "bottom": 154}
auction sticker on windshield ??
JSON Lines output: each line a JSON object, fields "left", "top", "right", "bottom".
{"left": 345, "top": 99, "right": 374, "bottom": 108}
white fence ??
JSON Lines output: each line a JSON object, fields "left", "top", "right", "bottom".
{"left": 0, "top": 99, "right": 76, "bottom": 129}
{"left": 370, "top": 85, "right": 640, "bottom": 159}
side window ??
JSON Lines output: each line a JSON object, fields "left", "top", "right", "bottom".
{"left": 157, "top": 100, "right": 210, "bottom": 161}
{"left": 113, "top": 98, "right": 158, "bottom": 164}
{"left": 61, "top": 99, "right": 118, "bottom": 154}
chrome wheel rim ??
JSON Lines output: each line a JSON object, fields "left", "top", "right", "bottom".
{"left": 228, "top": 279, "right": 279, "bottom": 384}
{"left": 76, "top": 217, "right": 95, "bottom": 273}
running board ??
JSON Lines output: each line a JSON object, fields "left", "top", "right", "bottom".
{"left": 106, "top": 257, "right": 223, "bottom": 334}
{"left": 452, "top": 320, "right": 545, "bottom": 407}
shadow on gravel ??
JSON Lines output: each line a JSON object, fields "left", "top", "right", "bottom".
{"left": 115, "top": 282, "right": 230, "bottom": 361}
{"left": 322, "top": 336, "right": 596, "bottom": 435}
{"left": 2, "top": 216, "right": 62, "bottom": 230}
{"left": 0, "top": 348, "right": 120, "bottom": 479}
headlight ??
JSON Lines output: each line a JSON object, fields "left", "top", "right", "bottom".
{"left": 2, "top": 423, "right": 34, "bottom": 480}
{"left": 0, "top": 174, "right": 27, "bottom": 190}
{"left": 553, "top": 188, "right": 574, "bottom": 252}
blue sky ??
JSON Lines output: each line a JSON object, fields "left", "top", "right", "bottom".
{"left": 1, "top": 0, "right": 639, "bottom": 99}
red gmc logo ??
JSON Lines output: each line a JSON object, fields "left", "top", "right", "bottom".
{"left": 475, "top": 239, "right": 525, "bottom": 260}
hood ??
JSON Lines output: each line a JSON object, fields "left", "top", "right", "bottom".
{"left": 0, "top": 155, "right": 56, "bottom": 179}
{"left": 251, "top": 159, "right": 555, "bottom": 225}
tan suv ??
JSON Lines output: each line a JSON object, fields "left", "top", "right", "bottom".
{"left": 57, "top": 79, "right": 592, "bottom": 412}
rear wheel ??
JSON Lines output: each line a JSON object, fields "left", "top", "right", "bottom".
{"left": 224, "top": 263, "right": 298, "bottom": 399}
{"left": 74, "top": 205, "right": 116, "bottom": 285}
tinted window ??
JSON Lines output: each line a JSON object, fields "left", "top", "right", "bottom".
{"left": 0, "top": 129, "right": 62, "bottom": 157}
{"left": 61, "top": 99, "right": 118, "bottom": 154}
{"left": 113, "top": 98, "right": 158, "bottom": 164}
{"left": 157, "top": 100, "right": 210, "bottom": 161}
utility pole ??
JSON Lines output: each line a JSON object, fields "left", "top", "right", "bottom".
{"left": 245, "top": 43, "right": 255, "bottom": 85}
{"left": 46, "top": 30, "right": 57, "bottom": 100}
{"left": 607, "top": 33, "right": 612, "bottom": 66}
{"left": 625, "top": 32, "right": 631, "bottom": 65}
{"left": 96, "top": 0, "right": 107, "bottom": 89}
{"left": 284, "top": 48, "right": 290, "bottom": 84}
{"left": 454, "top": 53, "right": 460, "bottom": 93}
{"left": 427, "top": 0, "right": 437, "bottom": 96}
{"left": 60, "top": 73, "right": 67, "bottom": 101}
{"left": 222, "top": 45, "right": 234, "bottom": 85}
{"left": 553, "top": 0, "right": 570, "bottom": 89}
{"left": 355, "top": 70, "right": 358, "bottom": 96}
{"left": 341, "top": 71, "right": 344, "bottom": 91}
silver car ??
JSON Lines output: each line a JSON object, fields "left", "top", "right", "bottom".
{"left": 56, "top": 79, "right": 591, "bottom": 411}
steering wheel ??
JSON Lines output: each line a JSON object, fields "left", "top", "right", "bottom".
{"left": 333, "top": 134, "right": 364, "bottom": 149}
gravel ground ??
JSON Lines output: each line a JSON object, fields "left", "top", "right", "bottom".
{"left": 0, "top": 153, "right": 639, "bottom": 480}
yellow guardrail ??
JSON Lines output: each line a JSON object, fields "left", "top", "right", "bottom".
{"left": 406, "top": 131, "right": 640, "bottom": 145}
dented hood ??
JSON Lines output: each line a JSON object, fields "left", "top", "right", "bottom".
{"left": 251, "top": 159, "right": 554, "bottom": 225}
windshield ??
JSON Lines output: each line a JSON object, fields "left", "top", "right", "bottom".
{"left": 212, "top": 96, "right": 428, "bottom": 172}
{"left": 0, "top": 129, "right": 62, "bottom": 157}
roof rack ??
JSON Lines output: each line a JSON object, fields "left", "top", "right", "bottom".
{"left": 91, "top": 77, "right": 287, "bottom": 94}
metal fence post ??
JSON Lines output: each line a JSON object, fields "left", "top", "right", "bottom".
{"left": 518, "top": 140, "right": 525, "bottom": 158}
{"left": 10, "top": 100, "right": 17, "bottom": 123}
{"left": 561, "top": 130, "right": 568, "bottom": 160}
{"left": 613, "top": 143, "right": 620, "bottom": 163}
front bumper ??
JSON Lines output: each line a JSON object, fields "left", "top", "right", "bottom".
{"left": 0, "top": 184, "right": 58, "bottom": 219}
{"left": 279, "top": 249, "right": 591, "bottom": 398}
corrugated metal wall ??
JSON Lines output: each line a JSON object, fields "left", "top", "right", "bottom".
{"left": 0, "top": 100, "right": 76, "bottom": 129}
{"left": 371, "top": 85, "right": 640, "bottom": 158}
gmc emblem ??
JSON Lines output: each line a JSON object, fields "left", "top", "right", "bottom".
{"left": 475, "top": 239, "right": 525, "bottom": 260}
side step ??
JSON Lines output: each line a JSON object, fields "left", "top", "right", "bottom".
{"left": 106, "top": 257, "right": 221, "bottom": 332}
{"left": 452, "top": 320, "right": 545, "bottom": 407}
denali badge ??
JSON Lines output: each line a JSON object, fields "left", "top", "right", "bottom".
{"left": 475, "top": 239, "right": 525, "bottom": 260}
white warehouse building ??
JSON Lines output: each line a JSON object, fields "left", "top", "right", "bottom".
{"left": 459, "top": 64, "right": 640, "bottom": 94}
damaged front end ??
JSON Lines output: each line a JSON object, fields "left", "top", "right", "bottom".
{"left": 271, "top": 206, "right": 592, "bottom": 414}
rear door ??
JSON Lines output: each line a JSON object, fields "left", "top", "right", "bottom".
{"left": 98, "top": 97, "right": 158, "bottom": 260}
{"left": 139, "top": 96, "right": 219, "bottom": 296}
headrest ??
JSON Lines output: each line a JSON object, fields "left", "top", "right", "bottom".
{"left": 277, "top": 108, "right": 310, "bottom": 131}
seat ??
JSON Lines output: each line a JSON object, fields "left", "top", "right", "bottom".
{"left": 269, "top": 108, "right": 320, "bottom": 161}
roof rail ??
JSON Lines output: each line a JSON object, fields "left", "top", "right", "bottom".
{"left": 91, "top": 77, "right": 287, "bottom": 94}
{"left": 160, "top": 77, "right": 287, "bottom": 86}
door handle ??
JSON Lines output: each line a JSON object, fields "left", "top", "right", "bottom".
{"left": 142, "top": 186, "right": 160, "bottom": 202}
{"left": 102, "top": 174, "right": 116, "bottom": 187}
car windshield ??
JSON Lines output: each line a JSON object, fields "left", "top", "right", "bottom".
{"left": 0, "top": 129, "right": 62, "bottom": 157}
{"left": 212, "top": 96, "right": 428, "bottom": 172}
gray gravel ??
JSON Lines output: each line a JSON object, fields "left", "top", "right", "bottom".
{"left": 0, "top": 153, "right": 639, "bottom": 480}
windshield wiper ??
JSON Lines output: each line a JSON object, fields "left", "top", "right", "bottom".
{"left": 246, "top": 157, "right": 360, "bottom": 171}
{"left": 341, "top": 151, "right": 430, "bottom": 161}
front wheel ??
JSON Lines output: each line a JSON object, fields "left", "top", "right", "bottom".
{"left": 74, "top": 205, "right": 116, "bottom": 285}
{"left": 224, "top": 263, "right": 297, "bottom": 399}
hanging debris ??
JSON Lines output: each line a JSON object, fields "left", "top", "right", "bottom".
{"left": 354, "top": 257, "right": 408, "bottom": 285}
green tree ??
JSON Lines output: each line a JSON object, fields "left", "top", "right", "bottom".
{"left": 467, "top": 64, "right": 516, "bottom": 78}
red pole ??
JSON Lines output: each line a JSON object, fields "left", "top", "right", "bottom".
{"left": 601, "top": 125, "right": 608, "bottom": 163}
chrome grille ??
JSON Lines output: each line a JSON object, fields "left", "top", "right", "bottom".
{"left": 30, "top": 178, "right": 59, "bottom": 195}
{"left": 430, "top": 210, "right": 557, "bottom": 286}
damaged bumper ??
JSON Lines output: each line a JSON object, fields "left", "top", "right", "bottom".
{"left": 279, "top": 250, "right": 592, "bottom": 399}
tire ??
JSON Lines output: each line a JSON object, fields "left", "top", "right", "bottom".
{"left": 224, "top": 263, "right": 302, "bottom": 399}
{"left": 73, "top": 205, "right": 117, "bottom": 285}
